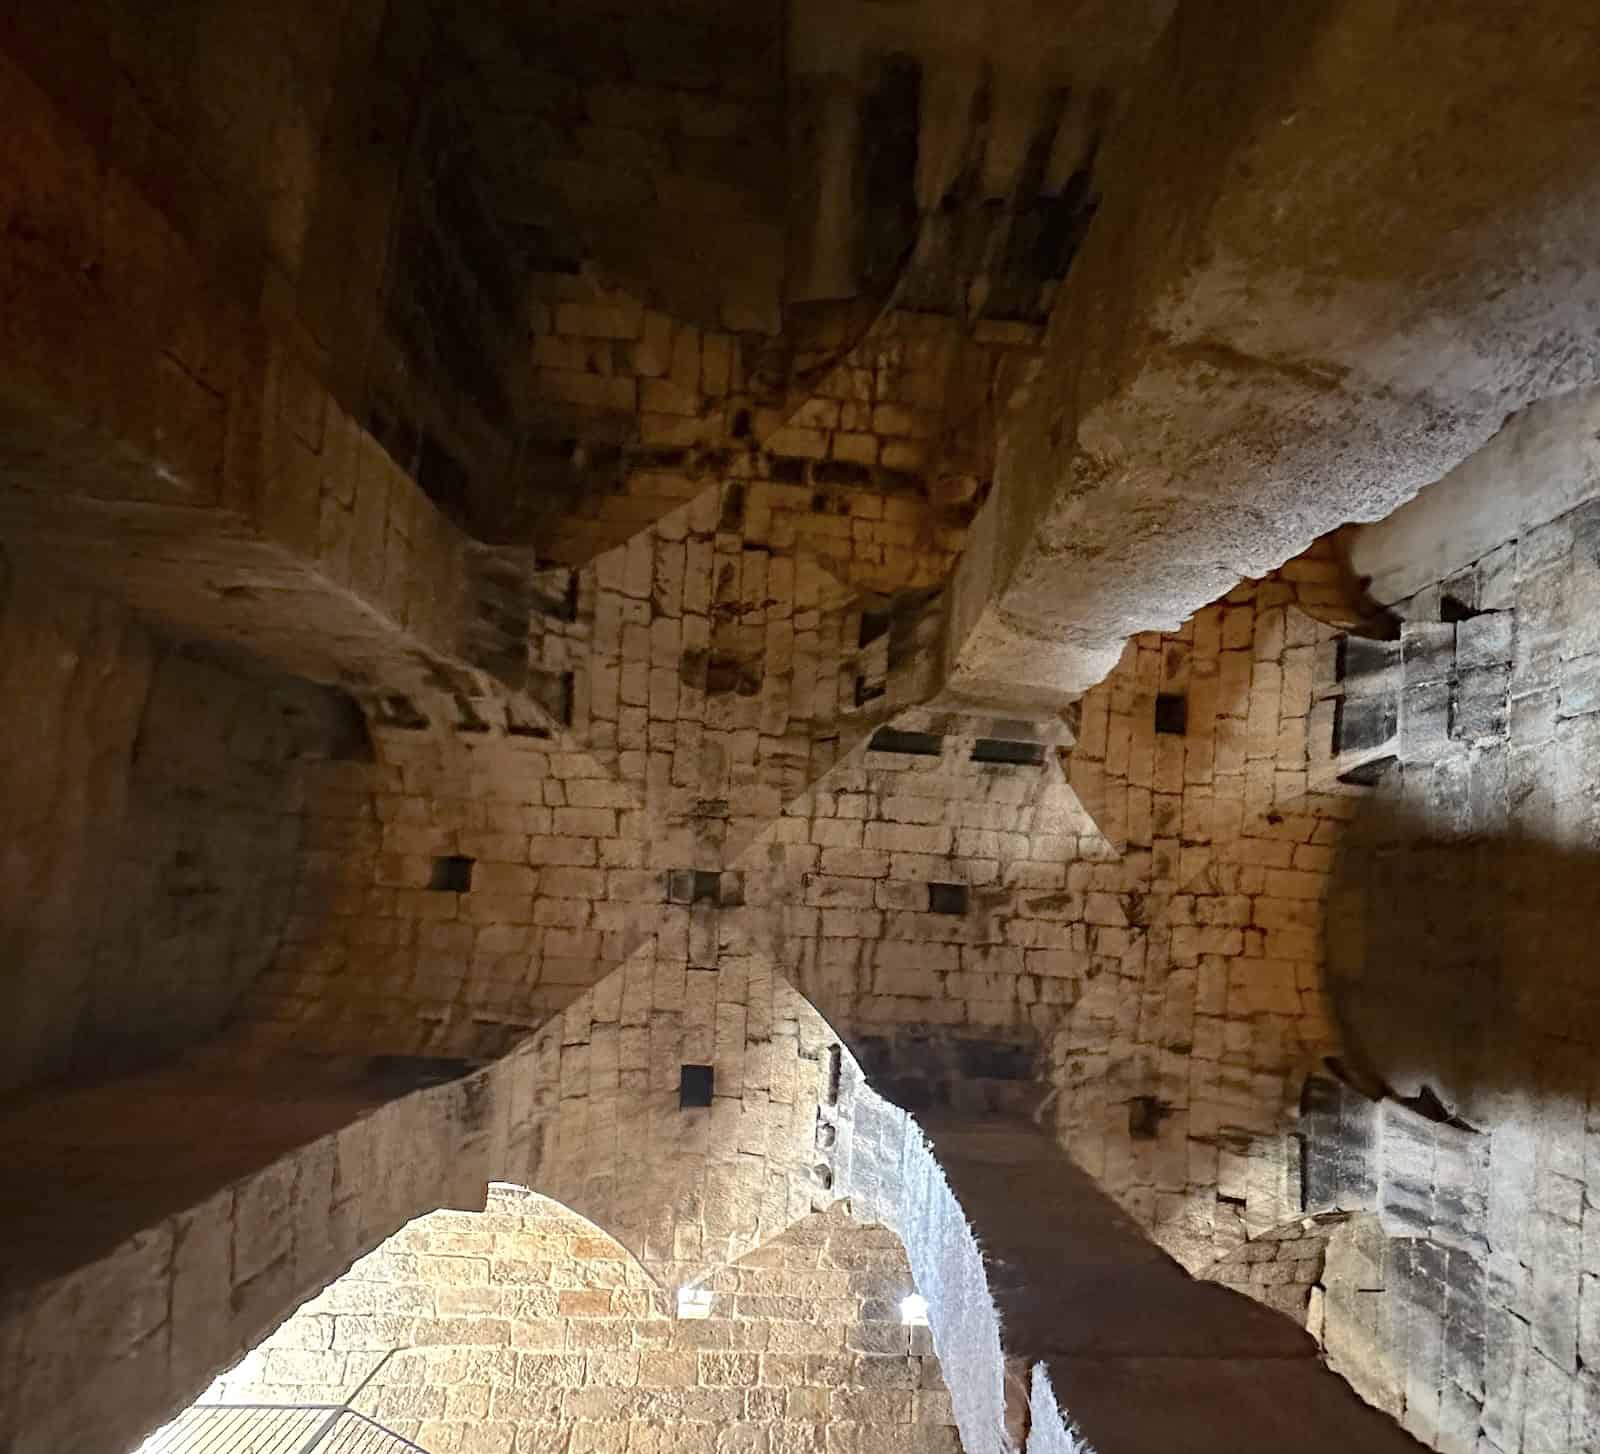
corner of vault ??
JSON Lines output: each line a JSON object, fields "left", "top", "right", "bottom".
{"left": 486, "top": 947, "right": 866, "bottom": 1295}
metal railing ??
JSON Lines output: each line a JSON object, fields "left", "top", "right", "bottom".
{"left": 138, "top": 1403, "right": 432, "bottom": 1454}
{"left": 136, "top": 1352, "right": 430, "bottom": 1454}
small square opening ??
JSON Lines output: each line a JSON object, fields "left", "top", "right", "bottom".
{"left": 868, "top": 728, "right": 944, "bottom": 756}
{"left": 929, "top": 882, "right": 969, "bottom": 916}
{"left": 429, "top": 856, "right": 475, "bottom": 892}
{"left": 680, "top": 1064, "right": 715, "bottom": 1108}
{"left": 1128, "top": 1094, "right": 1164, "bottom": 1139}
{"left": 971, "top": 738, "right": 1046, "bottom": 766}
{"left": 1154, "top": 694, "right": 1188, "bottom": 736}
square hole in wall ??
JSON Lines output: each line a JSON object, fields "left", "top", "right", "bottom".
{"left": 1333, "top": 696, "right": 1397, "bottom": 755}
{"left": 1154, "top": 693, "right": 1188, "bottom": 736}
{"left": 1337, "top": 636, "right": 1399, "bottom": 682}
{"left": 1128, "top": 1095, "right": 1164, "bottom": 1139}
{"left": 428, "top": 856, "right": 475, "bottom": 892}
{"left": 869, "top": 727, "right": 944, "bottom": 756}
{"left": 825, "top": 1044, "right": 842, "bottom": 1106}
{"left": 680, "top": 1064, "right": 715, "bottom": 1108}
{"left": 706, "top": 655, "right": 758, "bottom": 696}
{"left": 929, "top": 882, "right": 969, "bottom": 915}
{"left": 971, "top": 738, "right": 1046, "bottom": 766}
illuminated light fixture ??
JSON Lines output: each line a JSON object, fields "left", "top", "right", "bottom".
{"left": 677, "top": 1286, "right": 715, "bottom": 1320}
{"left": 900, "top": 1294, "right": 929, "bottom": 1327}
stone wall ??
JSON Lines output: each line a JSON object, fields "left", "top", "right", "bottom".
{"left": 1047, "top": 578, "right": 1349, "bottom": 1268}
{"left": 5, "top": 9, "right": 1595, "bottom": 1454}
{"left": 0, "top": 552, "right": 356, "bottom": 1092}
{"left": 200, "top": 1189, "right": 960, "bottom": 1454}
{"left": 1, "top": 1067, "right": 496, "bottom": 1454}
{"left": 535, "top": 304, "right": 1028, "bottom": 579}
{"left": 1287, "top": 494, "right": 1600, "bottom": 1453}
{"left": 1200, "top": 1215, "right": 1338, "bottom": 1326}
{"left": 239, "top": 463, "right": 956, "bottom": 1058}
{"left": 226, "top": 489, "right": 1356, "bottom": 1283}
{"left": 502, "top": 937, "right": 851, "bottom": 1293}
{"left": 726, "top": 570, "right": 1352, "bottom": 1274}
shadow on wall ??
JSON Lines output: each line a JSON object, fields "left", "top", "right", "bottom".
{"left": 1324, "top": 782, "right": 1600, "bottom": 1129}
{"left": 0, "top": 552, "right": 376, "bottom": 1094}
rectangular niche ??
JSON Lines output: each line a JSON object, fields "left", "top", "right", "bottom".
{"left": 679, "top": 1064, "right": 715, "bottom": 1108}
{"left": 1154, "top": 693, "right": 1188, "bottom": 736}
{"left": 869, "top": 727, "right": 944, "bottom": 756}
{"left": 971, "top": 738, "right": 1046, "bottom": 766}
{"left": 428, "top": 856, "right": 475, "bottom": 892}
{"left": 929, "top": 882, "right": 969, "bottom": 915}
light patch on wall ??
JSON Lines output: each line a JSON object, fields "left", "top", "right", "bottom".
{"left": 677, "top": 1286, "right": 715, "bottom": 1320}
{"left": 900, "top": 1293, "right": 929, "bottom": 1327}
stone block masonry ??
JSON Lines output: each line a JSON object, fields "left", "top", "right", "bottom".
{"left": 1294, "top": 494, "right": 1600, "bottom": 1454}
{"left": 0, "top": 6, "right": 1593, "bottom": 1454}
{"left": 731, "top": 566, "right": 1352, "bottom": 1278}
{"left": 0, "top": 551, "right": 359, "bottom": 1092}
{"left": 240, "top": 468, "right": 951, "bottom": 1060}
{"left": 536, "top": 298, "right": 1024, "bottom": 587}
{"left": 205, "top": 1189, "right": 960, "bottom": 1454}
{"left": 227, "top": 512, "right": 1361, "bottom": 1299}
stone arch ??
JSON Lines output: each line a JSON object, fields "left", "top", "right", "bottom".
{"left": 182, "top": 1186, "right": 672, "bottom": 1434}
{"left": 490, "top": 937, "right": 863, "bottom": 1290}
{"left": 0, "top": 940, "right": 856, "bottom": 1453}
{"left": 0, "top": 1066, "right": 495, "bottom": 1454}
{"left": 2, "top": 947, "right": 1426, "bottom": 1454}
{"left": 168, "top": 1184, "right": 968, "bottom": 1454}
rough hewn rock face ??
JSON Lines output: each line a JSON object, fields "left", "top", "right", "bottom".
{"left": 946, "top": 0, "right": 1600, "bottom": 712}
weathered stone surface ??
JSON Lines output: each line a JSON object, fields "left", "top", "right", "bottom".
{"left": 945, "top": 1, "right": 1600, "bottom": 711}
{"left": 9, "top": 7, "right": 1600, "bottom": 1454}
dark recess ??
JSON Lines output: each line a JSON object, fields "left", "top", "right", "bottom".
{"left": 929, "top": 882, "right": 970, "bottom": 915}
{"left": 1333, "top": 696, "right": 1397, "bottom": 755}
{"left": 869, "top": 728, "right": 944, "bottom": 756}
{"left": 680, "top": 1064, "right": 715, "bottom": 1108}
{"left": 429, "top": 856, "right": 475, "bottom": 892}
{"left": 1338, "top": 754, "right": 1397, "bottom": 787}
{"left": 1337, "top": 635, "right": 1397, "bottom": 682}
{"left": 1154, "top": 693, "right": 1188, "bottom": 736}
{"left": 859, "top": 608, "right": 892, "bottom": 648}
{"left": 1128, "top": 1095, "right": 1166, "bottom": 1139}
{"left": 367, "top": 1054, "right": 479, "bottom": 1088}
{"left": 854, "top": 675, "right": 887, "bottom": 706}
{"left": 972, "top": 738, "right": 1046, "bottom": 766}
